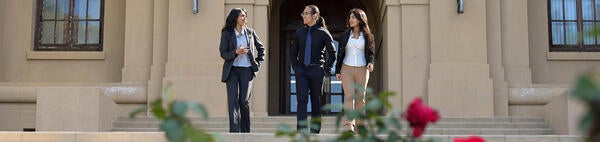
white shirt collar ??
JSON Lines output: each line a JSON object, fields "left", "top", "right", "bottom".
{"left": 349, "top": 30, "right": 363, "bottom": 38}
{"left": 235, "top": 28, "right": 246, "bottom": 37}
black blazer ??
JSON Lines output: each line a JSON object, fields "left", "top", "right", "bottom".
{"left": 333, "top": 30, "right": 375, "bottom": 74}
{"left": 290, "top": 25, "right": 336, "bottom": 73}
{"left": 219, "top": 28, "right": 265, "bottom": 82}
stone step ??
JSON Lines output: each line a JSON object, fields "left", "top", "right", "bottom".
{"left": 112, "top": 121, "right": 548, "bottom": 129}
{"left": 118, "top": 116, "right": 546, "bottom": 123}
{"left": 111, "top": 128, "right": 555, "bottom": 135}
{"left": 0, "top": 132, "right": 581, "bottom": 142}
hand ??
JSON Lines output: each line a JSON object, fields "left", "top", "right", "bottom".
{"left": 236, "top": 46, "right": 249, "bottom": 55}
{"left": 366, "top": 63, "right": 374, "bottom": 72}
{"left": 335, "top": 74, "right": 342, "bottom": 81}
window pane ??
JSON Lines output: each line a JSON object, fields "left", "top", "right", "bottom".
{"left": 87, "top": 21, "right": 100, "bottom": 44}
{"left": 73, "top": 21, "right": 87, "bottom": 44}
{"left": 584, "top": 22, "right": 595, "bottom": 45}
{"left": 41, "top": 21, "right": 55, "bottom": 44}
{"left": 583, "top": 0, "right": 594, "bottom": 20}
{"left": 56, "top": 0, "right": 69, "bottom": 20}
{"left": 552, "top": 22, "right": 565, "bottom": 45}
{"left": 551, "top": 0, "right": 564, "bottom": 20}
{"left": 88, "top": 0, "right": 101, "bottom": 19}
{"left": 566, "top": 22, "right": 578, "bottom": 45}
{"left": 596, "top": 0, "right": 600, "bottom": 19}
{"left": 56, "top": 21, "right": 67, "bottom": 44}
{"left": 74, "top": 0, "right": 87, "bottom": 19}
{"left": 565, "top": 0, "right": 577, "bottom": 20}
{"left": 42, "top": 0, "right": 56, "bottom": 20}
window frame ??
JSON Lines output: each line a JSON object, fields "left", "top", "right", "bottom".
{"left": 34, "top": 0, "right": 105, "bottom": 51}
{"left": 548, "top": 0, "right": 600, "bottom": 52}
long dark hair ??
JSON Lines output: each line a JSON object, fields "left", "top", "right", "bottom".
{"left": 305, "top": 5, "right": 327, "bottom": 29}
{"left": 222, "top": 8, "right": 246, "bottom": 32}
{"left": 347, "top": 8, "right": 374, "bottom": 53}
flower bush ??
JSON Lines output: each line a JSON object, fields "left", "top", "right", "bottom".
{"left": 276, "top": 88, "right": 444, "bottom": 142}
{"left": 130, "top": 85, "right": 222, "bottom": 142}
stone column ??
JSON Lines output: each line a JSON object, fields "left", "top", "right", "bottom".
{"left": 383, "top": 0, "right": 403, "bottom": 111}
{"left": 427, "top": 0, "right": 494, "bottom": 117}
{"left": 486, "top": 0, "right": 509, "bottom": 116}
{"left": 249, "top": 0, "right": 269, "bottom": 117}
{"left": 122, "top": 0, "right": 154, "bottom": 82}
{"left": 501, "top": 0, "right": 532, "bottom": 85}
{"left": 399, "top": 1, "right": 431, "bottom": 110}
{"left": 163, "top": 0, "right": 227, "bottom": 117}
{"left": 147, "top": 0, "right": 169, "bottom": 115}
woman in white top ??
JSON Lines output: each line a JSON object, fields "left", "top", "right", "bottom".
{"left": 333, "top": 8, "right": 375, "bottom": 133}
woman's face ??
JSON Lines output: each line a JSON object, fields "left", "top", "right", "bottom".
{"left": 236, "top": 11, "right": 247, "bottom": 27}
{"left": 348, "top": 13, "right": 359, "bottom": 28}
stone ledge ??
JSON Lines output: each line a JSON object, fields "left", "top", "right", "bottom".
{"left": 0, "top": 83, "right": 147, "bottom": 103}
{"left": 26, "top": 51, "right": 105, "bottom": 60}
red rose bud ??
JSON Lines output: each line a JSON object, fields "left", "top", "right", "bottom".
{"left": 453, "top": 136, "right": 486, "bottom": 142}
{"left": 403, "top": 97, "right": 440, "bottom": 137}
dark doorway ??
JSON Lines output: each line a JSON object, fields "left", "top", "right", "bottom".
{"left": 268, "top": 0, "right": 382, "bottom": 115}
{"left": 273, "top": 0, "right": 366, "bottom": 115}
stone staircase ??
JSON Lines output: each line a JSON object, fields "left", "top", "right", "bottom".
{"left": 112, "top": 116, "right": 555, "bottom": 135}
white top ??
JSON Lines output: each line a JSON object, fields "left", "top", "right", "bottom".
{"left": 343, "top": 31, "right": 366, "bottom": 67}
{"left": 233, "top": 28, "right": 252, "bottom": 67}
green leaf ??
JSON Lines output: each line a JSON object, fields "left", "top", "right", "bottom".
{"left": 385, "top": 116, "right": 402, "bottom": 130}
{"left": 188, "top": 102, "right": 209, "bottom": 118}
{"left": 338, "top": 131, "right": 355, "bottom": 140}
{"left": 335, "top": 110, "right": 344, "bottom": 132}
{"left": 276, "top": 124, "right": 294, "bottom": 136}
{"left": 150, "top": 98, "right": 166, "bottom": 119}
{"left": 171, "top": 101, "right": 188, "bottom": 117}
{"left": 346, "top": 110, "right": 360, "bottom": 121}
{"left": 386, "top": 131, "right": 400, "bottom": 142}
{"left": 129, "top": 106, "right": 146, "bottom": 119}
{"left": 365, "top": 99, "right": 382, "bottom": 111}
{"left": 571, "top": 75, "right": 600, "bottom": 101}
{"left": 579, "top": 113, "right": 596, "bottom": 131}
{"left": 159, "top": 118, "right": 184, "bottom": 142}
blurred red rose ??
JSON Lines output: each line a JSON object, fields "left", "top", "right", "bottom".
{"left": 403, "top": 97, "right": 440, "bottom": 137}
{"left": 453, "top": 136, "right": 486, "bottom": 142}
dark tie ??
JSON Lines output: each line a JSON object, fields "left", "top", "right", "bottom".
{"left": 304, "top": 28, "right": 311, "bottom": 66}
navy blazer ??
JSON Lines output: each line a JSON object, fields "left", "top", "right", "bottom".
{"left": 219, "top": 28, "right": 265, "bottom": 82}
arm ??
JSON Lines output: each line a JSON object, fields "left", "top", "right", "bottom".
{"left": 252, "top": 30, "right": 265, "bottom": 65}
{"left": 290, "top": 31, "right": 299, "bottom": 71}
{"left": 219, "top": 32, "right": 237, "bottom": 60}
{"left": 323, "top": 31, "right": 337, "bottom": 74}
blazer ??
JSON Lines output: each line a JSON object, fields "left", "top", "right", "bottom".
{"left": 290, "top": 24, "right": 336, "bottom": 73}
{"left": 333, "top": 30, "right": 375, "bottom": 74}
{"left": 219, "top": 28, "right": 265, "bottom": 82}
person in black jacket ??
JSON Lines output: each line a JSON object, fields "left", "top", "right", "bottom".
{"left": 333, "top": 8, "right": 375, "bottom": 133}
{"left": 219, "top": 8, "right": 265, "bottom": 133}
{"left": 290, "top": 5, "right": 336, "bottom": 134}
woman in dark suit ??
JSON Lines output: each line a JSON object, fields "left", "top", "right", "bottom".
{"left": 219, "top": 8, "right": 265, "bottom": 133}
{"left": 333, "top": 8, "right": 375, "bottom": 133}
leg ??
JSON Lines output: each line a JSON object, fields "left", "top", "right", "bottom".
{"left": 354, "top": 66, "right": 369, "bottom": 126}
{"left": 226, "top": 68, "right": 241, "bottom": 133}
{"left": 238, "top": 67, "right": 254, "bottom": 133}
{"left": 295, "top": 66, "right": 310, "bottom": 132}
{"left": 308, "top": 66, "right": 324, "bottom": 134}
{"left": 340, "top": 64, "right": 356, "bottom": 129}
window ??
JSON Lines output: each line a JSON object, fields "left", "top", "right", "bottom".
{"left": 549, "top": 0, "right": 600, "bottom": 52}
{"left": 35, "top": 0, "right": 104, "bottom": 51}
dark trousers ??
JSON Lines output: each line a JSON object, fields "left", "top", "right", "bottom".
{"left": 226, "top": 67, "right": 254, "bottom": 133}
{"left": 295, "top": 64, "right": 324, "bottom": 133}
